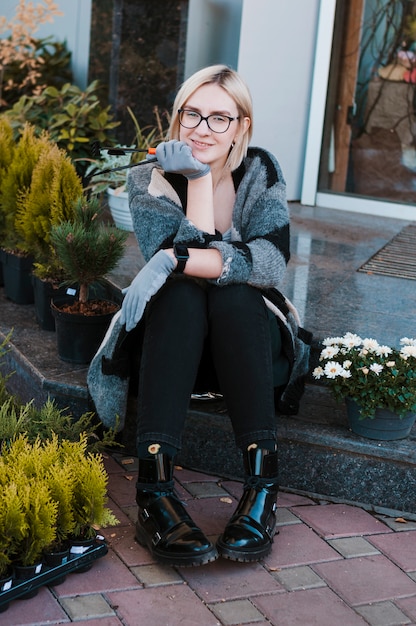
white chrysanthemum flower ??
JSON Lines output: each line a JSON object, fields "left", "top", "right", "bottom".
{"left": 324, "top": 361, "right": 344, "bottom": 379}
{"left": 342, "top": 333, "right": 362, "bottom": 348}
{"left": 361, "top": 367, "right": 369, "bottom": 375}
{"left": 400, "top": 337, "right": 416, "bottom": 346}
{"left": 339, "top": 369, "right": 352, "bottom": 379}
{"left": 375, "top": 345, "right": 392, "bottom": 358}
{"left": 322, "top": 337, "right": 343, "bottom": 346}
{"left": 400, "top": 345, "right": 416, "bottom": 359}
{"left": 362, "top": 338, "right": 379, "bottom": 352}
{"left": 312, "top": 366, "right": 324, "bottom": 379}
{"left": 386, "top": 361, "right": 396, "bottom": 368}
{"left": 320, "top": 346, "right": 340, "bottom": 360}
{"left": 369, "top": 363, "right": 383, "bottom": 375}
{"left": 343, "top": 360, "right": 352, "bottom": 369}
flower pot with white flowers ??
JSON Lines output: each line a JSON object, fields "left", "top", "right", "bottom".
{"left": 313, "top": 333, "right": 416, "bottom": 440}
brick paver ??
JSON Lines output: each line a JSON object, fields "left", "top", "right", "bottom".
{"left": 2, "top": 457, "right": 416, "bottom": 626}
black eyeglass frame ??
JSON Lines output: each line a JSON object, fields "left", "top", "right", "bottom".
{"left": 178, "top": 109, "right": 239, "bottom": 134}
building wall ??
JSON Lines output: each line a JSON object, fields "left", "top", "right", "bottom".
{"left": 238, "top": 0, "right": 320, "bottom": 200}
{"left": 185, "top": 0, "right": 321, "bottom": 200}
{"left": 2, "top": 0, "right": 321, "bottom": 200}
{"left": 1, "top": 0, "right": 91, "bottom": 88}
{"left": 185, "top": 0, "right": 243, "bottom": 77}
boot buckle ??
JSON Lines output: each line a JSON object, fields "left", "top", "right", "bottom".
{"left": 140, "top": 508, "right": 150, "bottom": 523}
{"left": 152, "top": 531, "right": 162, "bottom": 546}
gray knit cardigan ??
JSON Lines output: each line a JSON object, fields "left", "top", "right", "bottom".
{"left": 87, "top": 147, "right": 312, "bottom": 429}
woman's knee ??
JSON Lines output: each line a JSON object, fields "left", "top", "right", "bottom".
{"left": 149, "top": 276, "right": 207, "bottom": 317}
{"left": 209, "top": 284, "right": 267, "bottom": 321}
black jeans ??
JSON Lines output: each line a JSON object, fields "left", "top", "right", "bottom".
{"left": 136, "top": 277, "right": 277, "bottom": 451}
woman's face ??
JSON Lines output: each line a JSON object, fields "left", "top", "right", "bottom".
{"left": 179, "top": 83, "right": 250, "bottom": 168}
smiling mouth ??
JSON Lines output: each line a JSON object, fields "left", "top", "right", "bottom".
{"left": 192, "top": 140, "right": 213, "bottom": 148}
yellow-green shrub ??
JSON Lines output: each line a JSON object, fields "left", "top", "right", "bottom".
{"left": 0, "top": 123, "right": 51, "bottom": 250}
{"left": 15, "top": 141, "right": 83, "bottom": 279}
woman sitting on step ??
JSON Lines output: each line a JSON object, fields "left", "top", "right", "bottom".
{"left": 88, "top": 64, "right": 311, "bottom": 567}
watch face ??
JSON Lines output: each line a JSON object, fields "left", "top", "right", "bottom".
{"left": 175, "top": 245, "right": 189, "bottom": 260}
{"left": 174, "top": 244, "right": 189, "bottom": 273}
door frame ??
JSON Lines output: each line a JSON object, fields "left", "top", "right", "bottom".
{"left": 301, "top": 0, "right": 416, "bottom": 220}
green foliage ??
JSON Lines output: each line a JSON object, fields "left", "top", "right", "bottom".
{"left": 18, "top": 482, "right": 58, "bottom": 566}
{"left": 85, "top": 105, "right": 169, "bottom": 195}
{"left": 0, "top": 389, "right": 118, "bottom": 454}
{"left": 0, "top": 118, "right": 14, "bottom": 238}
{"left": 0, "top": 116, "right": 14, "bottom": 172}
{"left": 4, "top": 81, "right": 120, "bottom": 178}
{"left": 50, "top": 195, "right": 128, "bottom": 304}
{"left": 0, "top": 437, "right": 58, "bottom": 566}
{"left": 313, "top": 333, "right": 416, "bottom": 418}
{"left": 61, "top": 435, "right": 118, "bottom": 539}
{"left": 128, "top": 105, "right": 169, "bottom": 161}
{"left": 0, "top": 481, "right": 27, "bottom": 577}
{"left": 45, "top": 462, "right": 75, "bottom": 548}
{"left": 0, "top": 1, "right": 64, "bottom": 109}
{"left": 0, "top": 331, "right": 120, "bottom": 570}
{"left": 1, "top": 37, "right": 73, "bottom": 108}
{"left": 0, "top": 434, "right": 119, "bottom": 568}
{"left": 15, "top": 140, "right": 83, "bottom": 278}
{"left": 0, "top": 397, "right": 33, "bottom": 443}
{"left": 0, "top": 122, "right": 52, "bottom": 250}
{"left": 0, "top": 329, "right": 118, "bottom": 449}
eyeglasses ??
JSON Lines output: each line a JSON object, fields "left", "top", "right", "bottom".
{"left": 178, "top": 109, "right": 239, "bottom": 134}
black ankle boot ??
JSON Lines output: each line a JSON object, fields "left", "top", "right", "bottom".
{"left": 135, "top": 453, "right": 218, "bottom": 567}
{"left": 217, "top": 447, "right": 279, "bottom": 562}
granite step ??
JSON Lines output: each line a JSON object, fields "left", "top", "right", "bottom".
{"left": 0, "top": 286, "right": 415, "bottom": 519}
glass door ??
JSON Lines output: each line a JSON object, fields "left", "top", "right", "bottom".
{"left": 303, "top": 0, "right": 416, "bottom": 219}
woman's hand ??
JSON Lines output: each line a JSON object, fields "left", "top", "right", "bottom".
{"left": 120, "top": 250, "right": 175, "bottom": 331}
{"left": 155, "top": 140, "right": 210, "bottom": 180}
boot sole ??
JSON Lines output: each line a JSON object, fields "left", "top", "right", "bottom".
{"left": 216, "top": 534, "right": 275, "bottom": 563}
{"left": 135, "top": 525, "right": 218, "bottom": 567}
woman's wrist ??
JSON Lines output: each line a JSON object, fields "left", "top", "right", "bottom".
{"left": 164, "top": 248, "right": 177, "bottom": 267}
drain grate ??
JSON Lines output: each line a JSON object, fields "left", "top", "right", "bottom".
{"left": 358, "top": 223, "right": 416, "bottom": 280}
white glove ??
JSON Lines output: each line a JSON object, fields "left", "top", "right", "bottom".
{"left": 155, "top": 140, "right": 210, "bottom": 180}
{"left": 120, "top": 250, "right": 175, "bottom": 331}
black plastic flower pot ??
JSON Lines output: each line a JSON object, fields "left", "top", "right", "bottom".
{"left": 51, "top": 297, "right": 119, "bottom": 364}
{"left": 43, "top": 545, "right": 71, "bottom": 585}
{"left": 32, "top": 276, "right": 70, "bottom": 331}
{"left": 69, "top": 531, "right": 98, "bottom": 573}
{"left": 1, "top": 250, "right": 34, "bottom": 304}
{"left": 0, "top": 540, "right": 107, "bottom": 611}
{"left": 14, "top": 562, "right": 43, "bottom": 599}
{"left": 0, "top": 572, "right": 13, "bottom": 613}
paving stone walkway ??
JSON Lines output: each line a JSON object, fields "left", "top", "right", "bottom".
{"left": 2, "top": 452, "right": 416, "bottom": 626}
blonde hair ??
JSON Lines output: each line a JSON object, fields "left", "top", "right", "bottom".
{"left": 168, "top": 65, "right": 253, "bottom": 171}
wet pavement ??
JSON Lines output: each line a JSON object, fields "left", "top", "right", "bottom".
{"left": 1, "top": 203, "right": 416, "bottom": 625}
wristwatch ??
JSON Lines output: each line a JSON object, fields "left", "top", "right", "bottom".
{"left": 173, "top": 244, "right": 189, "bottom": 273}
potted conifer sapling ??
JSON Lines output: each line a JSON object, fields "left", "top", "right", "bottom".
{"left": 50, "top": 195, "right": 128, "bottom": 364}
{"left": 0, "top": 122, "right": 52, "bottom": 304}
{"left": 15, "top": 139, "right": 83, "bottom": 329}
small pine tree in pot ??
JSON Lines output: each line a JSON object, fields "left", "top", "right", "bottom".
{"left": 50, "top": 195, "right": 128, "bottom": 363}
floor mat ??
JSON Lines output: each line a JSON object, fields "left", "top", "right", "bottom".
{"left": 358, "top": 223, "right": 416, "bottom": 280}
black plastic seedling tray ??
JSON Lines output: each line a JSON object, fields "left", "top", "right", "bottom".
{"left": 0, "top": 541, "right": 108, "bottom": 610}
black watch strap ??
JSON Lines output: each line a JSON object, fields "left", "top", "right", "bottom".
{"left": 173, "top": 244, "right": 189, "bottom": 273}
